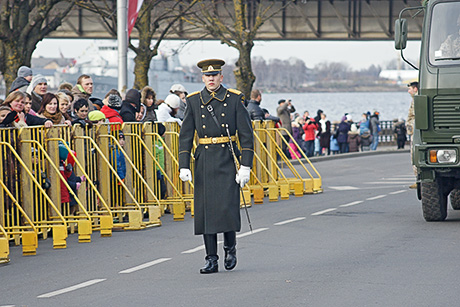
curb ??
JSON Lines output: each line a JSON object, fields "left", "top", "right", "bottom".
{"left": 289, "top": 147, "right": 410, "bottom": 165}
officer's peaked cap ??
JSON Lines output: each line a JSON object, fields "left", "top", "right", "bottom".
{"left": 197, "top": 59, "right": 225, "bottom": 75}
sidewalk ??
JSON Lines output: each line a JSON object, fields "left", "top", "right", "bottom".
{"left": 294, "top": 145, "right": 409, "bottom": 164}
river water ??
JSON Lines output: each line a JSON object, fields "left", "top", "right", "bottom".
{"left": 260, "top": 91, "right": 410, "bottom": 122}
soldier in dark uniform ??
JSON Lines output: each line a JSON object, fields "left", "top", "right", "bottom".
{"left": 178, "top": 59, "right": 254, "bottom": 274}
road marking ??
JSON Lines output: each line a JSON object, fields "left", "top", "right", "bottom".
{"left": 119, "top": 258, "right": 171, "bottom": 274}
{"left": 366, "top": 195, "right": 387, "bottom": 200}
{"left": 37, "top": 279, "right": 106, "bottom": 298}
{"left": 329, "top": 186, "right": 358, "bottom": 190}
{"left": 365, "top": 181, "right": 413, "bottom": 185}
{"left": 182, "top": 228, "right": 269, "bottom": 254}
{"left": 236, "top": 227, "right": 269, "bottom": 238}
{"left": 311, "top": 208, "right": 337, "bottom": 216}
{"left": 339, "top": 201, "right": 363, "bottom": 208}
{"left": 389, "top": 190, "right": 407, "bottom": 195}
{"left": 274, "top": 217, "right": 306, "bottom": 226}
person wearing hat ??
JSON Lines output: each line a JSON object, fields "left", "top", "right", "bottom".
{"left": 141, "top": 86, "right": 157, "bottom": 122}
{"left": 100, "top": 94, "right": 124, "bottom": 130}
{"left": 276, "top": 99, "right": 296, "bottom": 157}
{"left": 9, "top": 66, "right": 33, "bottom": 93}
{"left": 178, "top": 59, "right": 254, "bottom": 274}
{"left": 155, "top": 94, "right": 182, "bottom": 125}
{"left": 369, "top": 110, "right": 381, "bottom": 151}
{"left": 169, "top": 83, "right": 188, "bottom": 120}
{"left": 407, "top": 81, "right": 419, "bottom": 188}
{"left": 26, "top": 74, "right": 48, "bottom": 113}
{"left": 88, "top": 110, "right": 107, "bottom": 124}
{"left": 119, "top": 88, "right": 141, "bottom": 122}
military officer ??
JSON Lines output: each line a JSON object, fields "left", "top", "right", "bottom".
{"left": 178, "top": 59, "right": 254, "bottom": 274}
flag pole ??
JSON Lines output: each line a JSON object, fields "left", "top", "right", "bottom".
{"left": 117, "top": 0, "right": 128, "bottom": 94}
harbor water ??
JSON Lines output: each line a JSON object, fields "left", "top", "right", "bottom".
{"left": 260, "top": 91, "right": 410, "bottom": 122}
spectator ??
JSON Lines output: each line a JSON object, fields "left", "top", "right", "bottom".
{"left": 2, "top": 91, "right": 52, "bottom": 127}
{"left": 55, "top": 92, "right": 72, "bottom": 121}
{"left": 10, "top": 66, "right": 33, "bottom": 93}
{"left": 360, "top": 129, "right": 372, "bottom": 151}
{"left": 120, "top": 88, "right": 141, "bottom": 122}
{"left": 246, "top": 89, "right": 265, "bottom": 121}
{"left": 71, "top": 98, "right": 89, "bottom": 122}
{"left": 112, "top": 132, "right": 126, "bottom": 182}
{"left": 71, "top": 74, "right": 95, "bottom": 110}
{"left": 302, "top": 113, "right": 317, "bottom": 157}
{"left": 155, "top": 94, "right": 182, "bottom": 125}
{"left": 359, "top": 112, "right": 370, "bottom": 135}
{"left": 291, "top": 116, "right": 305, "bottom": 152}
{"left": 318, "top": 113, "right": 331, "bottom": 155}
{"left": 394, "top": 118, "right": 407, "bottom": 149}
{"left": 90, "top": 97, "right": 104, "bottom": 111}
{"left": 141, "top": 86, "right": 157, "bottom": 122}
{"left": 154, "top": 123, "right": 167, "bottom": 199}
{"left": 369, "top": 110, "right": 381, "bottom": 151}
{"left": 169, "top": 84, "right": 188, "bottom": 120}
{"left": 102, "top": 89, "right": 121, "bottom": 107}
{"left": 0, "top": 106, "right": 17, "bottom": 127}
{"left": 314, "top": 109, "right": 323, "bottom": 125}
{"left": 88, "top": 110, "right": 107, "bottom": 124}
{"left": 261, "top": 108, "right": 281, "bottom": 126}
{"left": 277, "top": 99, "right": 296, "bottom": 156}
{"left": 24, "top": 93, "right": 37, "bottom": 116}
{"left": 59, "top": 143, "right": 85, "bottom": 215}
{"left": 26, "top": 74, "right": 48, "bottom": 113}
{"left": 37, "top": 93, "right": 71, "bottom": 125}
{"left": 407, "top": 81, "right": 419, "bottom": 189}
{"left": 58, "top": 82, "right": 73, "bottom": 92}
{"left": 101, "top": 94, "right": 124, "bottom": 131}
{"left": 136, "top": 103, "right": 146, "bottom": 122}
{"left": 347, "top": 124, "right": 361, "bottom": 152}
{"left": 336, "top": 115, "right": 351, "bottom": 154}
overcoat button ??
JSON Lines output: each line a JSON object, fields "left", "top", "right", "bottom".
{"left": 201, "top": 105, "right": 204, "bottom": 108}
{"left": 221, "top": 124, "right": 225, "bottom": 127}
{"left": 202, "top": 114, "right": 205, "bottom": 118}
{"left": 224, "top": 103, "right": 227, "bottom": 107}
{"left": 221, "top": 113, "right": 225, "bottom": 117}
{"left": 203, "top": 125, "right": 206, "bottom": 129}
{"left": 222, "top": 144, "right": 225, "bottom": 148}
{"left": 205, "top": 145, "right": 209, "bottom": 149}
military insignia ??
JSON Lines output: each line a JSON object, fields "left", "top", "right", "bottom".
{"left": 187, "top": 91, "right": 200, "bottom": 98}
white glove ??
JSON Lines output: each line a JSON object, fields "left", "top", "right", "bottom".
{"left": 235, "top": 165, "right": 251, "bottom": 188}
{"left": 179, "top": 168, "right": 192, "bottom": 182}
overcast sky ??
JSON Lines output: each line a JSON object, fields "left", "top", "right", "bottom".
{"left": 33, "top": 38, "right": 422, "bottom": 70}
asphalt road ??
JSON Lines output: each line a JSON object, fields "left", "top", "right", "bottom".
{"left": 3, "top": 151, "right": 460, "bottom": 307}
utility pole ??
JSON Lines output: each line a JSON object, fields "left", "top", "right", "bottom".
{"left": 117, "top": 0, "right": 128, "bottom": 94}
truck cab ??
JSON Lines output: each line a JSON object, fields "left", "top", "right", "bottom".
{"left": 396, "top": 0, "right": 460, "bottom": 221}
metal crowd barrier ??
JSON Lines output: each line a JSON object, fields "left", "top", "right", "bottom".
{"left": 0, "top": 119, "right": 321, "bottom": 262}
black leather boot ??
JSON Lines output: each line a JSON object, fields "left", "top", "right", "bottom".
{"left": 200, "top": 255, "right": 218, "bottom": 274}
{"left": 224, "top": 231, "right": 237, "bottom": 271}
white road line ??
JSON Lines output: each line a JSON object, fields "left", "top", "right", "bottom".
{"left": 339, "top": 201, "right": 363, "bottom": 208}
{"left": 366, "top": 195, "right": 387, "bottom": 200}
{"left": 389, "top": 190, "right": 407, "bottom": 195}
{"left": 37, "top": 279, "right": 106, "bottom": 298}
{"left": 311, "top": 208, "right": 337, "bottom": 216}
{"left": 365, "top": 181, "right": 413, "bottom": 185}
{"left": 182, "top": 228, "right": 269, "bottom": 254}
{"left": 119, "top": 258, "right": 171, "bottom": 274}
{"left": 274, "top": 217, "right": 306, "bottom": 226}
{"left": 236, "top": 227, "right": 269, "bottom": 238}
{"left": 329, "top": 186, "right": 359, "bottom": 190}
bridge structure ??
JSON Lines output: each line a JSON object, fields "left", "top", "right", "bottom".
{"left": 50, "top": 0, "right": 424, "bottom": 41}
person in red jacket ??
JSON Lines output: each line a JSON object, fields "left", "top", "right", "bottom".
{"left": 302, "top": 114, "right": 318, "bottom": 157}
{"left": 100, "top": 94, "right": 124, "bottom": 131}
{"left": 59, "top": 143, "right": 86, "bottom": 215}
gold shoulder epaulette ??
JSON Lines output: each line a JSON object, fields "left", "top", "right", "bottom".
{"left": 187, "top": 91, "right": 200, "bottom": 98}
{"left": 228, "top": 88, "right": 242, "bottom": 95}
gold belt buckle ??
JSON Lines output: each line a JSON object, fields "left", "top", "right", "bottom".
{"left": 211, "top": 137, "right": 217, "bottom": 144}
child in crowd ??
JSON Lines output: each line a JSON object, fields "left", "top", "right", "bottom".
{"left": 155, "top": 124, "right": 167, "bottom": 199}
{"left": 136, "top": 103, "right": 146, "bottom": 122}
{"left": 59, "top": 143, "right": 86, "bottom": 215}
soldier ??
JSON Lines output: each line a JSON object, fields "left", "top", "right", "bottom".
{"left": 178, "top": 59, "right": 254, "bottom": 274}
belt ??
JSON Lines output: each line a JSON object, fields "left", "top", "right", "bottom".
{"left": 198, "top": 136, "right": 236, "bottom": 145}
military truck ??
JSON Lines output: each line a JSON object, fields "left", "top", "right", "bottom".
{"left": 395, "top": 0, "right": 460, "bottom": 221}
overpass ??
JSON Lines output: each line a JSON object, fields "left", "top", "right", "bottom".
{"left": 49, "top": 0, "right": 424, "bottom": 41}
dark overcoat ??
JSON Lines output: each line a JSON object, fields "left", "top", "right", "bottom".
{"left": 178, "top": 85, "right": 254, "bottom": 235}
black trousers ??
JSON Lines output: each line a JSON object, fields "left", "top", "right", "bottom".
{"left": 203, "top": 231, "right": 236, "bottom": 257}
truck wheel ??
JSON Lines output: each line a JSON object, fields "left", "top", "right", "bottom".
{"left": 450, "top": 188, "right": 460, "bottom": 210}
{"left": 421, "top": 181, "right": 447, "bottom": 221}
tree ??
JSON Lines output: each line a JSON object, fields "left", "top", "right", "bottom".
{"left": 0, "top": 0, "right": 75, "bottom": 92}
{"left": 182, "top": 0, "right": 290, "bottom": 97}
{"left": 76, "top": 0, "right": 197, "bottom": 90}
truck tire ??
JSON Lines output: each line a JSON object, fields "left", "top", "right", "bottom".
{"left": 421, "top": 181, "right": 447, "bottom": 221}
{"left": 450, "top": 188, "right": 460, "bottom": 210}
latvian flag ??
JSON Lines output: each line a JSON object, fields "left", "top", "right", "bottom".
{"left": 128, "top": 0, "right": 144, "bottom": 37}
